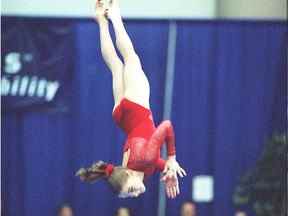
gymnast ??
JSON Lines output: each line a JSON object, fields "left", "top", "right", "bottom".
{"left": 76, "top": 0, "right": 186, "bottom": 199}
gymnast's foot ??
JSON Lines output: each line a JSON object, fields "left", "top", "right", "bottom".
{"left": 95, "top": 0, "right": 109, "bottom": 23}
{"left": 106, "top": 0, "right": 121, "bottom": 21}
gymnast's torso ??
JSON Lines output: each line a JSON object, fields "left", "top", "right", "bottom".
{"left": 112, "top": 98, "right": 167, "bottom": 177}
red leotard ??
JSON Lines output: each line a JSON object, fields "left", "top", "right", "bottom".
{"left": 112, "top": 98, "right": 176, "bottom": 178}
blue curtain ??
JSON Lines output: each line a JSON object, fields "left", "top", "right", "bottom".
{"left": 167, "top": 21, "right": 287, "bottom": 216}
{"left": 2, "top": 18, "right": 286, "bottom": 216}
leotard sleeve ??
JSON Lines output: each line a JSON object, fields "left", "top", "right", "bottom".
{"left": 150, "top": 120, "right": 176, "bottom": 156}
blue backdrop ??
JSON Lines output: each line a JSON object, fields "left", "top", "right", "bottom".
{"left": 2, "top": 18, "right": 287, "bottom": 216}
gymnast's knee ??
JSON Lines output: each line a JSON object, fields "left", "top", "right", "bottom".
{"left": 124, "top": 53, "right": 142, "bottom": 68}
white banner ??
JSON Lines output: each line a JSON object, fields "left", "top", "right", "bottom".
{"left": 1, "top": 0, "right": 216, "bottom": 19}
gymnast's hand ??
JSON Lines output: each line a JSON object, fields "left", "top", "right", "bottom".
{"left": 161, "top": 157, "right": 187, "bottom": 198}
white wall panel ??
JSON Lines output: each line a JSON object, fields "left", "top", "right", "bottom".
{"left": 2, "top": 0, "right": 286, "bottom": 20}
{"left": 1, "top": 0, "right": 216, "bottom": 19}
{"left": 218, "top": 0, "right": 287, "bottom": 20}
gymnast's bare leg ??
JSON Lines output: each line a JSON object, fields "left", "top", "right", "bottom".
{"left": 108, "top": 0, "right": 151, "bottom": 110}
{"left": 95, "top": 0, "right": 124, "bottom": 110}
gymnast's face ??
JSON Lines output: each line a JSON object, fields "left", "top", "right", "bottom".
{"left": 118, "top": 171, "right": 146, "bottom": 198}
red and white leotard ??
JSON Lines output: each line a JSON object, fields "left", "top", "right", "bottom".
{"left": 112, "top": 98, "right": 176, "bottom": 178}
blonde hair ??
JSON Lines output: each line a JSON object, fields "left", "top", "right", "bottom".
{"left": 107, "top": 166, "right": 130, "bottom": 193}
{"left": 78, "top": 161, "right": 130, "bottom": 193}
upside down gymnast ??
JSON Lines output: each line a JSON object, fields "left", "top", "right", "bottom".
{"left": 76, "top": 0, "right": 186, "bottom": 199}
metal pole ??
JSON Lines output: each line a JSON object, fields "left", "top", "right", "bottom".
{"left": 157, "top": 20, "right": 178, "bottom": 216}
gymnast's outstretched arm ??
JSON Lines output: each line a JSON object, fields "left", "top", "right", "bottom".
{"left": 150, "top": 120, "right": 187, "bottom": 198}
{"left": 151, "top": 121, "right": 186, "bottom": 175}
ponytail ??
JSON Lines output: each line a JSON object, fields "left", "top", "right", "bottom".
{"left": 76, "top": 161, "right": 129, "bottom": 193}
{"left": 76, "top": 160, "right": 114, "bottom": 183}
